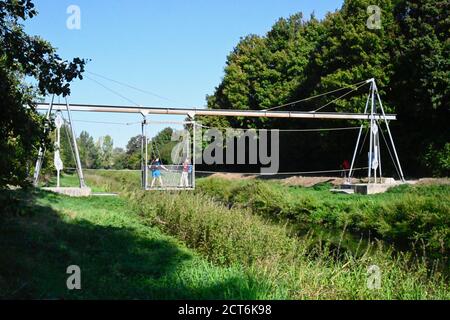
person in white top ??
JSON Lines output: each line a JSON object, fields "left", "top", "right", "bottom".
{"left": 179, "top": 158, "right": 191, "bottom": 188}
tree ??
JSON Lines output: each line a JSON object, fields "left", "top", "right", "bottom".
{"left": 0, "top": 61, "right": 45, "bottom": 186}
{"left": 0, "top": 0, "right": 85, "bottom": 188}
{"left": 205, "top": 0, "right": 449, "bottom": 176}
{"left": 97, "top": 135, "right": 114, "bottom": 169}
{"left": 206, "top": 13, "right": 324, "bottom": 129}
{"left": 77, "top": 131, "right": 99, "bottom": 169}
{"left": 112, "top": 147, "right": 127, "bottom": 170}
{"left": 390, "top": 0, "right": 450, "bottom": 176}
{"left": 305, "top": 0, "right": 396, "bottom": 113}
{"left": 126, "top": 135, "right": 143, "bottom": 155}
{"left": 149, "top": 127, "right": 176, "bottom": 164}
{"left": 59, "top": 124, "right": 76, "bottom": 169}
{"left": 122, "top": 129, "right": 177, "bottom": 168}
{"left": 125, "top": 135, "right": 144, "bottom": 169}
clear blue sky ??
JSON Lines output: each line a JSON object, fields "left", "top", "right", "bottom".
{"left": 25, "top": 0, "right": 343, "bottom": 148}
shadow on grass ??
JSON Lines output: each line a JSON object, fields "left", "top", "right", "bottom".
{"left": 0, "top": 189, "right": 266, "bottom": 300}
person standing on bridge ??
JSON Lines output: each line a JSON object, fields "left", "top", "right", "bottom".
{"left": 150, "top": 158, "right": 169, "bottom": 188}
{"left": 179, "top": 158, "right": 192, "bottom": 188}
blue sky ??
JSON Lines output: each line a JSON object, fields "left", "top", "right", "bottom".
{"left": 25, "top": 0, "right": 343, "bottom": 148}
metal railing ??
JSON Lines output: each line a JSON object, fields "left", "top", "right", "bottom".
{"left": 145, "top": 164, "right": 194, "bottom": 190}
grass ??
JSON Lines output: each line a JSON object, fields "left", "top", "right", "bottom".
{"left": 83, "top": 170, "right": 450, "bottom": 299}
{"left": 38, "top": 172, "right": 105, "bottom": 193}
{"left": 196, "top": 177, "right": 450, "bottom": 260}
{"left": 2, "top": 170, "right": 448, "bottom": 299}
{"left": 0, "top": 188, "right": 277, "bottom": 299}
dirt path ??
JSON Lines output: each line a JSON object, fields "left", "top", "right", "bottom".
{"left": 206, "top": 173, "right": 449, "bottom": 187}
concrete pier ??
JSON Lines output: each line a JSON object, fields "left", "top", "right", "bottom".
{"left": 42, "top": 187, "right": 92, "bottom": 197}
{"left": 332, "top": 178, "right": 403, "bottom": 195}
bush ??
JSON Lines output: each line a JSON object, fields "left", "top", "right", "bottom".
{"left": 424, "top": 143, "right": 450, "bottom": 177}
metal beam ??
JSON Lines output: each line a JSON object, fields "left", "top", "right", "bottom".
{"left": 64, "top": 98, "right": 87, "bottom": 188}
{"left": 35, "top": 103, "right": 397, "bottom": 121}
{"left": 33, "top": 95, "right": 55, "bottom": 186}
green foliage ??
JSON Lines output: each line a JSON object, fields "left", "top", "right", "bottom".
{"left": 112, "top": 147, "right": 127, "bottom": 170}
{"left": 0, "top": 59, "right": 46, "bottom": 187}
{"left": 43, "top": 129, "right": 125, "bottom": 177}
{"left": 390, "top": 0, "right": 450, "bottom": 176}
{"left": 206, "top": 0, "right": 449, "bottom": 176}
{"left": 0, "top": 0, "right": 85, "bottom": 188}
{"left": 126, "top": 135, "right": 142, "bottom": 155}
{"left": 197, "top": 177, "right": 450, "bottom": 259}
{"left": 84, "top": 170, "right": 450, "bottom": 299}
{"left": 97, "top": 135, "right": 114, "bottom": 169}
{"left": 122, "top": 135, "right": 143, "bottom": 169}
{"left": 206, "top": 13, "right": 323, "bottom": 129}
{"left": 59, "top": 124, "right": 76, "bottom": 169}
{"left": 77, "top": 131, "right": 100, "bottom": 169}
{"left": 119, "top": 128, "right": 179, "bottom": 169}
{"left": 424, "top": 143, "right": 450, "bottom": 177}
{"left": 149, "top": 127, "right": 175, "bottom": 164}
{"left": 0, "top": 0, "right": 85, "bottom": 97}
{"left": 0, "top": 189, "right": 272, "bottom": 299}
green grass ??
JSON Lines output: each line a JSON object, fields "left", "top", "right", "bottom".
{"left": 83, "top": 170, "right": 450, "bottom": 299}
{"left": 0, "top": 189, "right": 276, "bottom": 299}
{"left": 2, "top": 170, "right": 448, "bottom": 299}
{"left": 38, "top": 172, "right": 105, "bottom": 193}
{"left": 196, "top": 177, "right": 450, "bottom": 260}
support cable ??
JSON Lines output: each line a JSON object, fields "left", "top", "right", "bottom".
{"left": 263, "top": 79, "right": 368, "bottom": 112}
{"left": 86, "top": 75, "right": 141, "bottom": 106}
{"left": 196, "top": 123, "right": 361, "bottom": 132}
{"left": 71, "top": 119, "right": 141, "bottom": 126}
{"left": 311, "top": 82, "right": 370, "bottom": 113}
{"left": 196, "top": 167, "right": 369, "bottom": 176}
{"left": 376, "top": 119, "right": 402, "bottom": 180}
{"left": 62, "top": 117, "right": 78, "bottom": 174}
{"left": 152, "top": 137, "right": 162, "bottom": 161}
{"left": 358, "top": 129, "right": 369, "bottom": 156}
{"left": 86, "top": 70, "right": 177, "bottom": 103}
{"left": 348, "top": 127, "right": 369, "bottom": 179}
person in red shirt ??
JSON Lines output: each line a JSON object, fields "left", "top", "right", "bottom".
{"left": 342, "top": 159, "right": 351, "bottom": 180}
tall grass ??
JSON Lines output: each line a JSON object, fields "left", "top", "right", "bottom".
{"left": 197, "top": 178, "right": 450, "bottom": 260}
{"left": 84, "top": 171, "right": 449, "bottom": 299}
{"left": 0, "top": 189, "right": 279, "bottom": 299}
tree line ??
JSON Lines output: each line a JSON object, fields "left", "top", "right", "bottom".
{"left": 53, "top": 126, "right": 177, "bottom": 172}
{"left": 202, "top": 0, "right": 449, "bottom": 177}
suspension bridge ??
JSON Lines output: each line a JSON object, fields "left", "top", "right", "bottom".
{"left": 33, "top": 77, "right": 405, "bottom": 195}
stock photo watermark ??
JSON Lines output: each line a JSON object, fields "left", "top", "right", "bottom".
{"left": 367, "top": 5, "right": 381, "bottom": 30}
{"left": 66, "top": 265, "right": 81, "bottom": 290}
{"left": 367, "top": 265, "right": 381, "bottom": 290}
{"left": 168, "top": 123, "right": 280, "bottom": 175}
{"left": 66, "top": 5, "right": 81, "bottom": 30}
